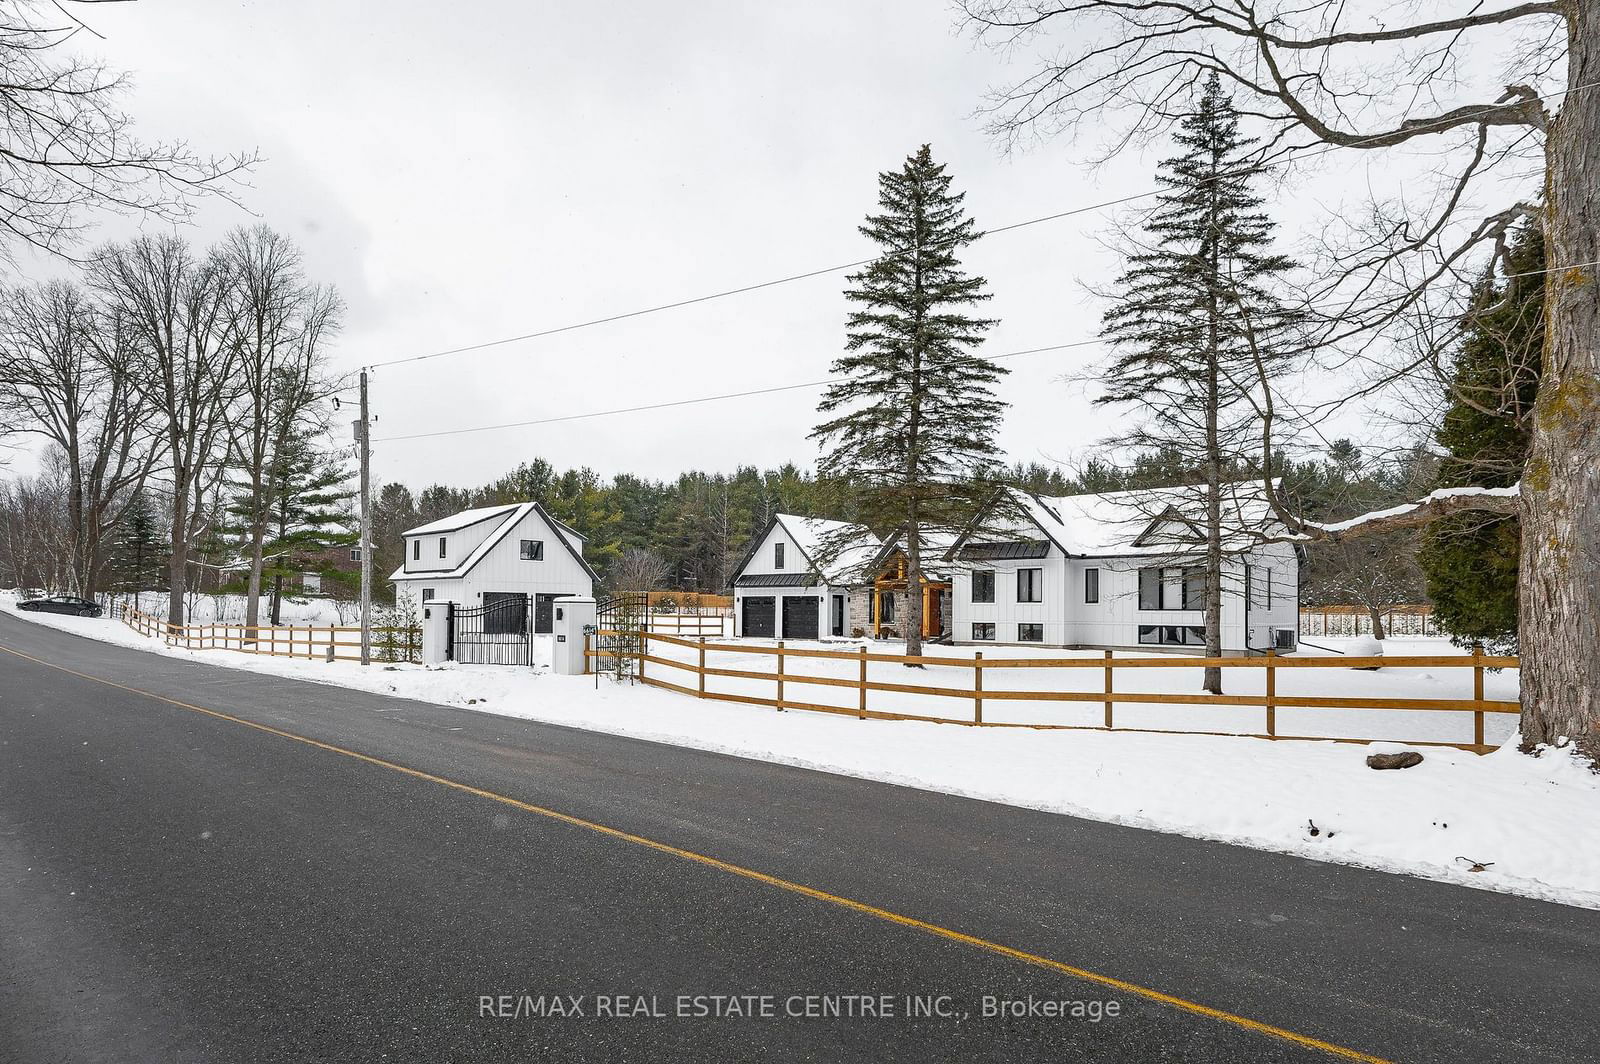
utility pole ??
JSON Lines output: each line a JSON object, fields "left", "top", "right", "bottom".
{"left": 357, "top": 369, "right": 372, "bottom": 665}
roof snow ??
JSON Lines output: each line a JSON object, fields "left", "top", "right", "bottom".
{"left": 402, "top": 504, "right": 521, "bottom": 537}
{"left": 773, "top": 514, "right": 883, "bottom": 583}
{"left": 991, "top": 480, "right": 1286, "bottom": 558}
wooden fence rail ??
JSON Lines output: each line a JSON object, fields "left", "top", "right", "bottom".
{"left": 116, "top": 604, "right": 421, "bottom": 664}
{"left": 586, "top": 630, "right": 1516, "bottom": 754}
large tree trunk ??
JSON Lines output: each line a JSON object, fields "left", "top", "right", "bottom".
{"left": 904, "top": 529, "right": 925, "bottom": 661}
{"left": 1367, "top": 604, "right": 1387, "bottom": 641}
{"left": 1522, "top": 6, "right": 1600, "bottom": 759}
{"left": 167, "top": 488, "right": 187, "bottom": 629}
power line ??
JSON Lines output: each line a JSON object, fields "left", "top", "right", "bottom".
{"left": 363, "top": 78, "right": 1596, "bottom": 373}
{"left": 369, "top": 254, "right": 1600, "bottom": 446}
{"left": 369, "top": 340, "right": 1100, "bottom": 443}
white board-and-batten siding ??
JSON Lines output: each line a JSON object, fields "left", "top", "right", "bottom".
{"left": 393, "top": 507, "right": 592, "bottom": 610}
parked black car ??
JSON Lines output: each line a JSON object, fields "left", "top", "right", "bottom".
{"left": 18, "top": 595, "right": 103, "bottom": 618}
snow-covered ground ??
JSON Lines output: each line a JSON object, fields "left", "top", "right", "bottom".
{"left": 105, "top": 590, "right": 360, "bottom": 626}
{"left": 4, "top": 591, "right": 1596, "bottom": 910}
{"left": 643, "top": 634, "right": 1520, "bottom": 748}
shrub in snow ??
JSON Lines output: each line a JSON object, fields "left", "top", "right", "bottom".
{"left": 1346, "top": 635, "right": 1383, "bottom": 669}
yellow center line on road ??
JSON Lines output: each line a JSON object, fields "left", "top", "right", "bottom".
{"left": 0, "top": 640, "right": 1389, "bottom": 1063}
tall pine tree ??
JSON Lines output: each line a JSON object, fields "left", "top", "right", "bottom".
{"left": 812, "top": 144, "right": 1007, "bottom": 659}
{"left": 1418, "top": 222, "right": 1543, "bottom": 652}
{"left": 1099, "top": 73, "right": 1300, "bottom": 692}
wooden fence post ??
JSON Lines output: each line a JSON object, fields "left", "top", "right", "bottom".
{"left": 1472, "top": 641, "right": 1485, "bottom": 749}
{"left": 582, "top": 631, "right": 591, "bottom": 676}
{"left": 1265, "top": 648, "right": 1277, "bottom": 738}
{"left": 1102, "top": 650, "right": 1114, "bottom": 730}
{"left": 857, "top": 646, "right": 868, "bottom": 720}
{"left": 638, "top": 629, "right": 646, "bottom": 685}
{"left": 974, "top": 651, "right": 983, "bottom": 724}
{"left": 776, "top": 641, "right": 786, "bottom": 711}
{"left": 698, "top": 636, "right": 707, "bottom": 698}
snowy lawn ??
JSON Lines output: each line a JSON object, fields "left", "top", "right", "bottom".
{"left": 4, "top": 593, "right": 1597, "bottom": 910}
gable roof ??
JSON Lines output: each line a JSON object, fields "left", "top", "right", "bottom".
{"left": 729, "top": 513, "right": 883, "bottom": 586}
{"left": 869, "top": 527, "right": 962, "bottom": 578}
{"left": 956, "top": 481, "right": 1285, "bottom": 559}
{"left": 390, "top": 501, "right": 598, "bottom": 583}
{"left": 403, "top": 504, "right": 521, "bottom": 537}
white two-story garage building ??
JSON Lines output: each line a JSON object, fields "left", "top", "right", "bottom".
{"left": 947, "top": 482, "right": 1301, "bottom": 653}
{"left": 390, "top": 502, "right": 596, "bottom": 634}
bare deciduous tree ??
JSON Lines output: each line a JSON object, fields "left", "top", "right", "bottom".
{"left": 0, "top": 280, "right": 156, "bottom": 594}
{"left": 0, "top": 1, "right": 255, "bottom": 260}
{"left": 91, "top": 234, "right": 241, "bottom": 627}
{"left": 962, "top": 0, "right": 1598, "bottom": 759}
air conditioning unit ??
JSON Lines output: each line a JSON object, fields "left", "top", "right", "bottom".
{"left": 1273, "top": 628, "right": 1297, "bottom": 651}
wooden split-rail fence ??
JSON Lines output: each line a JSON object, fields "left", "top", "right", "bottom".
{"left": 587, "top": 630, "right": 1517, "bottom": 754}
{"left": 117, "top": 604, "right": 421, "bottom": 664}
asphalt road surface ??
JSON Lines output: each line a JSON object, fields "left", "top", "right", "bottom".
{"left": 1, "top": 613, "right": 1595, "bottom": 1063}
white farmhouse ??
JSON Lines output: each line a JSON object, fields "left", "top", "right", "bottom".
{"left": 390, "top": 502, "right": 596, "bottom": 633}
{"left": 948, "top": 482, "right": 1301, "bottom": 653}
{"left": 731, "top": 514, "right": 881, "bottom": 639}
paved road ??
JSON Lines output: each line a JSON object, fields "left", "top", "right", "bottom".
{"left": 0, "top": 614, "right": 1594, "bottom": 1063}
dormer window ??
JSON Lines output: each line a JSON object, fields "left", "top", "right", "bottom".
{"left": 774, "top": 542, "right": 785, "bottom": 569}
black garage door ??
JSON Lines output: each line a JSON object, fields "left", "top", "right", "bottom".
{"left": 742, "top": 596, "right": 776, "bottom": 638}
{"left": 781, "top": 596, "right": 820, "bottom": 640}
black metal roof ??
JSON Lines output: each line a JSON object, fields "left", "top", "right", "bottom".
{"left": 958, "top": 540, "right": 1051, "bottom": 560}
{"left": 734, "top": 573, "right": 818, "bottom": 588}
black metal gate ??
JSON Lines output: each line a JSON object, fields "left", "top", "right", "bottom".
{"left": 449, "top": 593, "right": 531, "bottom": 665}
{"left": 593, "top": 592, "right": 647, "bottom": 680}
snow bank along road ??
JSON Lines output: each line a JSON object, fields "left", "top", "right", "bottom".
{"left": 1, "top": 615, "right": 1595, "bottom": 1063}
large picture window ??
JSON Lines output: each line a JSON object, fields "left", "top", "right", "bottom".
{"left": 1138, "top": 567, "right": 1161, "bottom": 609}
{"left": 1138, "top": 624, "right": 1206, "bottom": 646}
{"left": 971, "top": 570, "right": 995, "bottom": 603}
{"left": 1182, "top": 568, "right": 1205, "bottom": 610}
{"left": 1017, "top": 568, "right": 1042, "bottom": 603}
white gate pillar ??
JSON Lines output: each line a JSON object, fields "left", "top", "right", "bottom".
{"left": 422, "top": 601, "right": 453, "bottom": 665}
{"left": 551, "top": 595, "right": 596, "bottom": 675}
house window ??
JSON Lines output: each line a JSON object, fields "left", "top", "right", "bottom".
{"left": 520, "top": 539, "right": 543, "bottom": 561}
{"left": 1182, "top": 568, "right": 1205, "bottom": 610}
{"left": 350, "top": 547, "right": 362, "bottom": 562}
{"left": 971, "top": 570, "right": 995, "bottom": 603}
{"left": 412, "top": 540, "right": 419, "bottom": 561}
{"left": 972, "top": 622, "right": 995, "bottom": 641}
{"left": 1017, "top": 568, "right": 1042, "bottom": 603}
{"left": 1084, "top": 568, "right": 1099, "bottom": 604}
{"left": 879, "top": 592, "right": 896, "bottom": 623}
{"left": 438, "top": 536, "right": 447, "bottom": 559}
{"left": 1018, "top": 623, "right": 1044, "bottom": 642}
{"left": 1139, "top": 567, "right": 1161, "bottom": 609}
{"left": 421, "top": 588, "right": 435, "bottom": 602}
{"left": 1138, "top": 624, "right": 1207, "bottom": 646}
{"left": 1245, "top": 565, "right": 1253, "bottom": 607}
{"left": 1263, "top": 569, "right": 1273, "bottom": 607}
{"left": 774, "top": 542, "right": 785, "bottom": 569}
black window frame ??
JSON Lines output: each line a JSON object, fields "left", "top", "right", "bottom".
{"left": 412, "top": 539, "right": 419, "bottom": 561}
{"left": 421, "top": 588, "right": 435, "bottom": 602}
{"left": 971, "top": 569, "right": 995, "bottom": 603}
{"left": 1084, "top": 567, "right": 1099, "bottom": 604}
{"left": 1017, "top": 622, "right": 1044, "bottom": 642}
{"left": 774, "top": 541, "right": 785, "bottom": 570}
{"left": 1017, "top": 568, "right": 1043, "bottom": 603}
{"left": 971, "top": 622, "right": 995, "bottom": 641}
{"left": 520, "top": 539, "right": 544, "bottom": 561}
{"left": 1263, "top": 568, "right": 1273, "bottom": 607}
{"left": 1182, "top": 568, "right": 1205, "bottom": 610}
{"left": 1138, "top": 624, "right": 1207, "bottom": 646}
{"left": 1139, "top": 567, "right": 1162, "bottom": 609}
{"left": 438, "top": 536, "right": 447, "bottom": 559}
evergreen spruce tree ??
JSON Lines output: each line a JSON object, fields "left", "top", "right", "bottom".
{"left": 110, "top": 490, "right": 167, "bottom": 599}
{"left": 259, "top": 438, "right": 355, "bottom": 624}
{"left": 1098, "top": 73, "right": 1300, "bottom": 692}
{"left": 1418, "top": 223, "right": 1543, "bottom": 652}
{"left": 812, "top": 144, "right": 1006, "bottom": 659}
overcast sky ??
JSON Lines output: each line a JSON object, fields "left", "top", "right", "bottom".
{"left": 13, "top": 0, "right": 1511, "bottom": 491}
